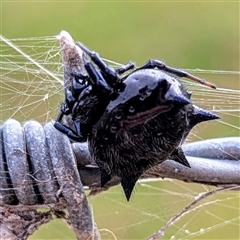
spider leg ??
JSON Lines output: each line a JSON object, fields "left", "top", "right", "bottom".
{"left": 76, "top": 42, "right": 120, "bottom": 84}
{"left": 65, "top": 88, "right": 76, "bottom": 111}
{"left": 54, "top": 88, "right": 88, "bottom": 142}
{"left": 115, "top": 61, "right": 135, "bottom": 75}
{"left": 137, "top": 59, "right": 216, "bottom": 89}
{"left": 100, "top": 169, "right": 112, "bottom": 188}
{"left": 54, "top": 110, "right": 85, "bottom": 142}
{"left": 81, "top": 53, "right": 112, "bottom": 95}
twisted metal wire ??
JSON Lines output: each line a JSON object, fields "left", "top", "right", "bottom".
{"left": 0, "top": 119, "right": 100, "bottom": 240}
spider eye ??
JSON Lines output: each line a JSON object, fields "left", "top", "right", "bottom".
{"left": 76, "top": 78, "right": 88, "bottom": 86}
{"left": 78, "top": 79, "right": 84, "bottom": 84}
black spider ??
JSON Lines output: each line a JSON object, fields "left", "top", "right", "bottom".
{"left": 54, "top": 42, "right": 218, "bottom": 200}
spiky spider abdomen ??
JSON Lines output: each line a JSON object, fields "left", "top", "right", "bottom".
{"left": 89, "top": 69, "right": 218, "bottom": 200}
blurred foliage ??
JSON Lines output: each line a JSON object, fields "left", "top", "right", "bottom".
{"left": 1, "top": 1, "right": 239, "bottom": 240}
{"left": 1, "top": 1, "right": 238, "bottom": 70}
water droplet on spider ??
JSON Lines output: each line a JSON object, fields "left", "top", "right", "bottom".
{"left": 128, "top": 105, "right": 135, "bottom": 113}
{"left": 99, "top": 142, "right": 104, "bottom": 148}
{"left": 103, "top": 135, "right": 109, "bottom": 141}
{"left": 110, "top": 124, "right": 118, "bottom": 132}
{"left": 139, "top": 95, "right": 145, "bottom": 101}
{"left": 115, "top": 112, "right": 123, "bottom": 120}
{"left": 146, "top": 89, "right": 152, "bottom": 97}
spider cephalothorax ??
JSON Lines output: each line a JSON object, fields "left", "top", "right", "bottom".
{"left": 54, "top": 42, "right": 219, "bottom": 200}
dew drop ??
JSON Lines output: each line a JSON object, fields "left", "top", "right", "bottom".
{"left": 156, "top": 132, "right": 162, "bottom": 137}
{"left": 115, "top": 112, "right": 122, "bottom": 120}
{"left": 139, "top": 95, "right": 145, "bottom": 101}
{"left": 110, "top": 124, "right": 117, "bottom": 133}
{"left": 128, "top": 105, "right": 135, "bottom": 113}
{"left": 103, "top": 135, "right": 108, "bottom": 141}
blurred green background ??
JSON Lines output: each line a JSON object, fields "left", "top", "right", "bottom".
{"left": 0, "top": 1, "right": 239, "bottom": 240}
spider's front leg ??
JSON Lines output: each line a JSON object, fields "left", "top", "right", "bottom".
{"left": 76, "top": 42, "right": 135, "bottom": 86}
{"left": 81, "top": 53, "right": 111, "bottom": 95}
{"left": 115, "top": 61, "right": 135, "bottom": 75}
{"left": 54, "top": 117, "right": 85, "bottom": 142}
{"left": 137, "top": 59, "right": 216, "bottom": 89}
{"left": 54, "top": 88, "right": 86, "bottom": 142}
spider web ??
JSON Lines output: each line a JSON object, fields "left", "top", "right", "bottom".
{"left": 0, "top": 35, "right": 239, "bottom": 240}
{"left": 0, "top": 34, "right": 62, "bottom": 124}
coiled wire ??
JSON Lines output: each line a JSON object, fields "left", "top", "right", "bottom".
{"left": 0, "top": 119, "right": 100, "bottom": 240}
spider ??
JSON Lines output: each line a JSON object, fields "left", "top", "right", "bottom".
{"left": 54, "top": 42, "right": 218, "bottom": 200}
